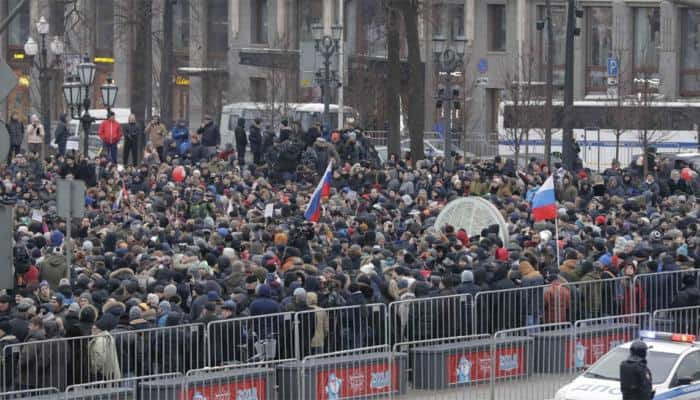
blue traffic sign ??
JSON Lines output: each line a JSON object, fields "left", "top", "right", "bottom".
{"left": 607, "top": 57, "right": 619, "bottom": 77}
{"left": 478, "top": 58, "right": 488, "bottom": 74}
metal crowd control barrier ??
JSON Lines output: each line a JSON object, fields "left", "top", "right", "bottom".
{"left": 1, "top": 333, "right": 100, "bottom": 392}
{"left": 112, "top": 323, "right": 205, "bottom": 376}
{"left": 388, "top": 293, "right": 474, "bottom": 345}
{"left": 473, "top": 286, "right": 546, "bottom": 334}
{"left": 179, "top": 364, "right": 276, "bottom": 400}
{"left": 398, "top": 334, "right": 492, "bottom": 399}
{"left": 632, "top": 269, "right": 700, "bottom": 314}
{"left": 278, "top": 346, "right": 405, "bottom": 400}
{"left": 562, "top": 276, "right": 630, "bottom": 322}
{"left": 64, "top": 373, "right": 182, "bottom": 400}
{"left": 293, "top": 303, "right": 387, "bottom": 360}
{"left": 205, "top": 311, "right": 295, "bottom": 367}
{"left": 0, "top": 323, "right": 204, "bottom": 392}
{"left": 0, "top": 388, "right": 60, "bottom": 400}
{"left": 490, "top": 322, "right": 572, "bottom": 400}
{"left": 652, "top": 305, "right": 700, "bottom": 335}
{"left": 572, "top": 314, "right": 648, "bottom": 371}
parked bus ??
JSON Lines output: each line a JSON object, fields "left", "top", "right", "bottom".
{"left": 219, "top": 102, "right": 358, "bottom": 148}
{"left": 498, "top": 99, "right": 700, "bottom": 170}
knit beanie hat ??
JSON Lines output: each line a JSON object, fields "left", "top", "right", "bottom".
{"left": 461, "top": 270, "right": 474, "bottom": 283}
{"left": 50, "top": 230, "right": 64, "bottom": 248}
{"left": 129, "top": 306, "right": 142, "bottom": 321}
{"left": 164, "top": 284, "right": 177, "bottom": 300}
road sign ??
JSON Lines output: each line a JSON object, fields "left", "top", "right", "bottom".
{"left": 57, "top": 179, "right": 85, "bottom": 280}
{"left": 478, "top": 58, "right": 488, "bottom": 74}
{"left": 607, "top": 57, "right": 619, "bottom": 77}
{"left": 0, "top": 59, "right": 17, "bottom": 100}
{"left": 0, "top": 124, "right": 9, "bottom": 163}
{"left": 57, "top": 179, "right": 86, "bottom": 219}
{"left": 476, "top": 77, "right": 489, "bottom": 87}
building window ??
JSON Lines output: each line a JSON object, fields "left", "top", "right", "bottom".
{"left": 49, "top": 1, "right": 65, "bottom": 37}
{"left": 537, "top": 5, "right": 565, "bottom": 86}
{"left": 586, "top": 7, "right": 612, "bottom": 93}
{"left": 96, "top": 0, "right": 114, "bottom": 51}
{"left": 451, "top": 4, "right": 465, "bottom": 40}
{"left": 681, "top": 9, "right": 700, "bottom": 97}
{"left": 300, "top": 0, "right": 322, "bottom": 42}
{"left": 250, "top": 77, "right": 267, "bottom": 102}
{"left": 488, "top": 4, "right": 506, "bottom": 52}
{"left": 432, "top": 4, "right": 445, "bottom": 39}
{"left": 8, "top": 0, "right": 29, "bottom": 47}
{"left": 251, "top": 0, "right": 269, "bottom": 44}
{"left": 363, "top": 1, "right": 386, "bottom": 57}
{"left": 174, "top": 0, "right": 190, "bottom": 51}
{"left": 633, "top": 8, "right": 660, "bottom": 82}
{"left": 207, "top": 0, "right": 228, "bottom": 56}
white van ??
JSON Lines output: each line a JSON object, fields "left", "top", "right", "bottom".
{"left": 65, "top": 108, "right": 132, "bottom": 158}
{"left": 219, "top": 102, "right": 358, "bottom": 148}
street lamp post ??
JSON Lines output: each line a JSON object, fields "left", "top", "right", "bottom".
{"left": 62, "top": 55, "right": 118, "bottom": 157}
{"left": 24, "top": 16, "right": 64, "bottom": 157}
{"left": 312, "top": 24, "right": 343, "bottom": 132}
{"left": 433, "top": 39, "right": 466, "bottom": 170}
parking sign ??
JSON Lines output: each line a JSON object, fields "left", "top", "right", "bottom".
{"left": 607, "top": 58, "right": 619, "bottom": 77}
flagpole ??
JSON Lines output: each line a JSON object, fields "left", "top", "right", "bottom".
{"left": 554, "top": 216, "right": 561, "bottom": 267}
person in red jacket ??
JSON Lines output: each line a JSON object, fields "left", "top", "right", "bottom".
{"left": 98, "top": 111, "right": 123, "bottom": 163}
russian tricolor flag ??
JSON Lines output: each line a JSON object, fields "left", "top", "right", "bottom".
{"left": 304, "top": 162, "right": 333, "bottom": 222}
{"left": 531, "top": 176, "right": 557, "bottom": 221}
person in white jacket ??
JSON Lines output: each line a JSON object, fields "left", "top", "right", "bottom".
{"left": 89, "top": 317, "right": 122, "bottom": 381}
{"left": 25, "top": 114, "right": 45, "bottom": 155}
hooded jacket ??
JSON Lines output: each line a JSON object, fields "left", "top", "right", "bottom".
{"left": 98, "top": 119, "right": 123, "bottom": 145}
{"left": 39, "top": 252, "right": 68, "bottom": 290}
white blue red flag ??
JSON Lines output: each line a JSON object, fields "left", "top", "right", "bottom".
{"left": 304, "top": 162, "right": 333, "bottom": 222}
{"left": 531, "top": 176, "right": 557, "bottom": 221}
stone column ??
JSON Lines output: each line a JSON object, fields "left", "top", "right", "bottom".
{"left": 659, "top": 0, "right": 679, "bottom": 98}
{"left": 612, "top": 0, "right": 633, "bottom": 93}
{"left": 188, "top": 0, "right": 206, "bottom": 130}
{"left": 112, "top": 0, "right": 131, "bottom": 108}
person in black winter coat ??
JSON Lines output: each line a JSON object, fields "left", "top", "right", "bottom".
{"left": 197, "top": 115, "right": 221, "bottom": 156}
{"left": 249, "top": 119, "right": 262, "bottom": 165}
{"left": 122, "top": 114, "right": 141, "bottom": 166}
{"left": 456, "top": 270, "right": 481, "bottom": 296}
{"left": 305, "top": 123, "right": 321, "bottom": 148}
{"left": 249, "top": 284, "right": 282, "bottom": 316}
{"left": 279, "top": 119, "right": 293, "bottom": 142}
{"left": 481, "top": 263, "right": 520, "bottom": 333}
{"left": 53, "top": 113, "right": 70, "bottom": 156}
{"left": 671, "top": 274, "right": 700, "bottom": 334}
{"left": 0, "top": 320, "right": 18, "bottom": 391}
{"left": 620, "top": 341, "right": 654, "bottom": 400}
{"left": 187, "top": 134, "right": 208, "bottom": 164}
{"left": 234, "top": 118, "right": 247, "bottom": 166}
{"left": 6, "top": 112, "right": 23, "bottom": 161}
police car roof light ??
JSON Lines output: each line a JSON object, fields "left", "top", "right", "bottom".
{"left": 640, "top": 330, "right": 696, "bottom": 343}
{"left": 671, "top": 333, "right": 696, "bottom": 343}
{"left": 639, "top": 330, "right": 656, "bottom": 339}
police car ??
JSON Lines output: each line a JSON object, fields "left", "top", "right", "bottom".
{"left": 555, "top": 331, "right": 700, "bottom": 400}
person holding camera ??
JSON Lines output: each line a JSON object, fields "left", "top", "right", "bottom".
{"left": 146, "top": 115, "right": 167, "bottom": 161}
{"left": 25, "top": 114, "right": 44, "bottom": 156}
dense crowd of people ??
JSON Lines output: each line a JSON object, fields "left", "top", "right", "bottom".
{"left": 0, "top": 112, "right": 699, "bottom": 390}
